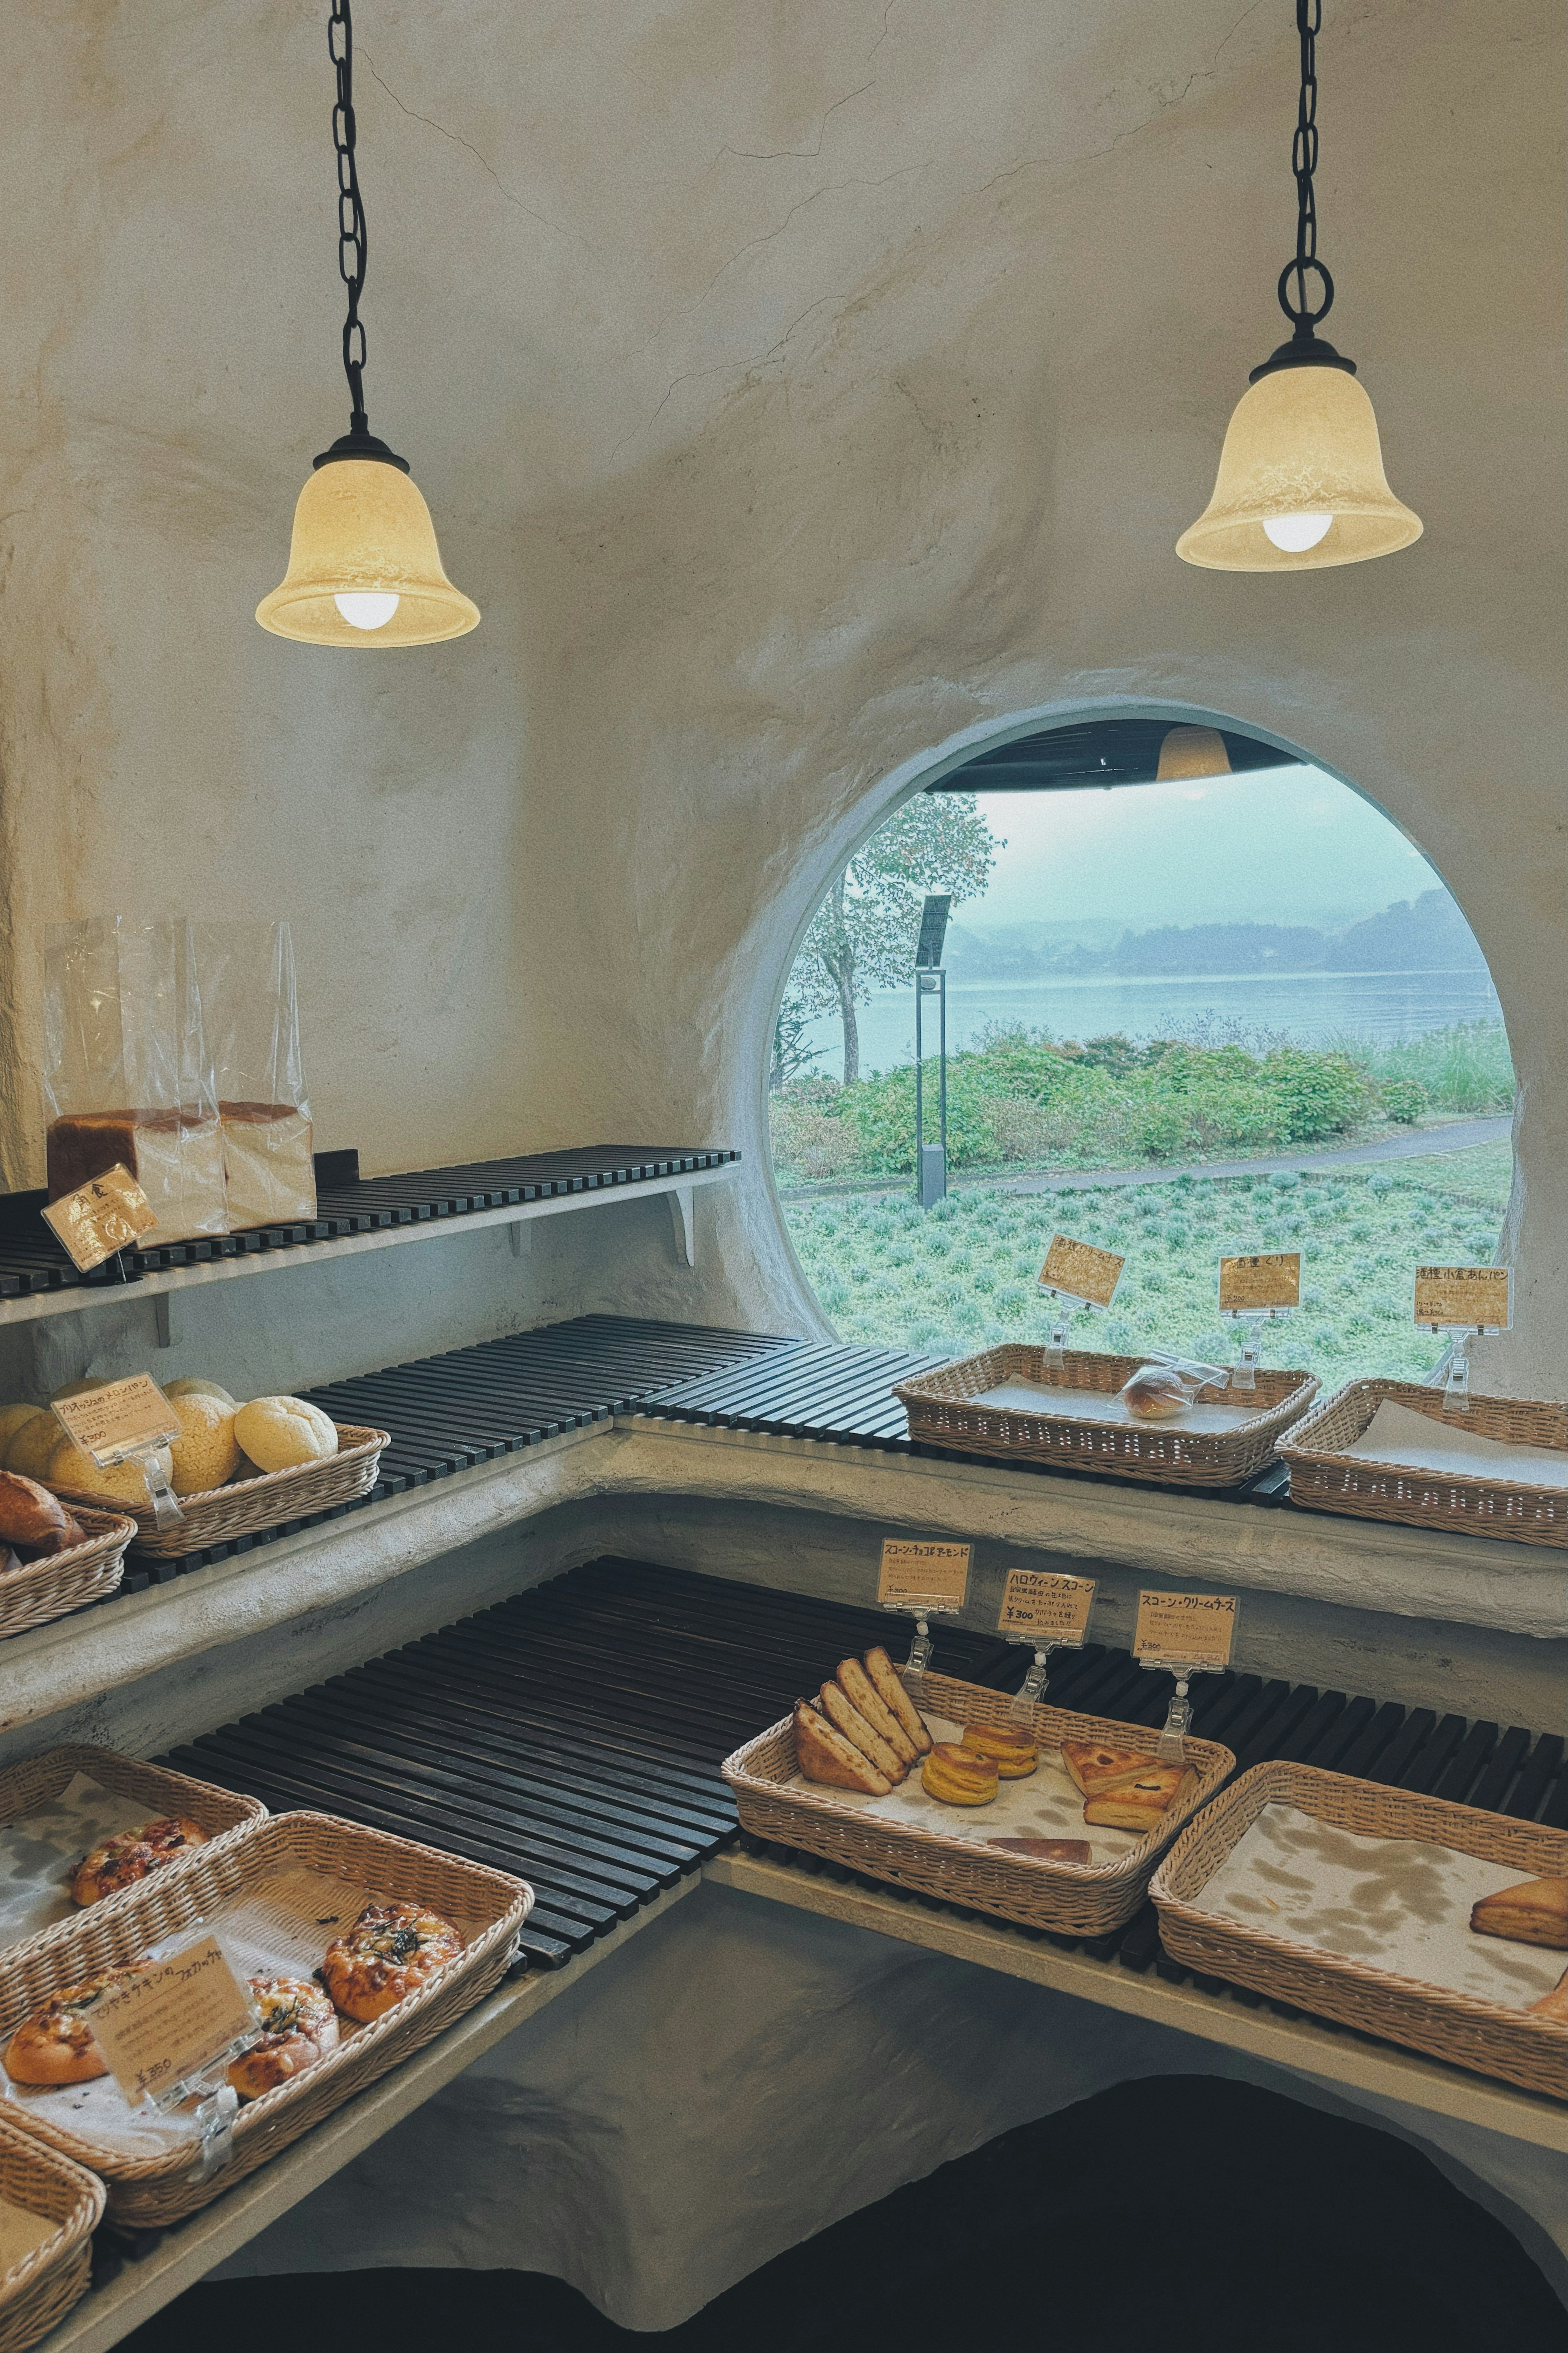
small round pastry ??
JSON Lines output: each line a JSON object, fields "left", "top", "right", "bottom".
{"left": 227, "top": 1976, "right": 340, "bottom": 2101}
{"left": 233, "top": 1397, "right": 337, "bottom": 1475}
{"left": 164, "top": 1376, "right": 238, "bottom": 1410}
{"left": 1118, "top": 1365, "right": 1192, "bottom": 1421}
{"left": 167, "top": 1393, "right": 241, "bottom": 1496}
{"left": 960, "top": 1722, "right": 1039, "bottom": 1779}
{"left": 321, "top": 1899, "right": 463, "bottom": 2024}
{"left": 71, "top": 1817, "right": 209, "bottom": 1907}
{"left": 920, "top": 1742, "right": 1000, "bottom": 1807}
{"left": 6, "top": 1413, "right": 65, "bottom": 1484}
{"left": 3, "top": 1968, "right": 141, "bottom": 2085}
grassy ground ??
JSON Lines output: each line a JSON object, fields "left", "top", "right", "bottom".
{"left": 786, "top": 1166, "right": 1506, "bottom": 1386}
{"left": 1375, "top": 1140, "right": 1512, "bottom": 1210}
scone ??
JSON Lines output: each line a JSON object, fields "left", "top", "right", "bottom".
{"left": 920, "top": 1743, "right": 998, "bottom": 1807}
{"left": 960, "top": 1723, "right": 1038, "bottom": 1779}
{"left": 863, "top": 1646, "right": 933, "bottom": 1755}
{"left": 3, "top": 1968, "right": 141, "bottom": 2085}
{"left": 794, "top": 1700, "right": 891, "bottom": 1794}
{"left": 71, "top": 1817, "right": 208, "bottom": 1906}
{"left": 835, "top": 1659, "right": 917, "bottom": 1767}
{"left": 1470, "top": 1877, "right": 1568, "bottom": 1951}
{"left": 817, "top": 1680, "right": 906, "bottom": 1783}
{"left": 227, "top": 1976, "right": 340, "bottom": 2101}
{"left": 321, "top": 1899, "right": 463, "bottom": 2024}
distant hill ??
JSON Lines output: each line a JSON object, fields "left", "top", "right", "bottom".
{"left": 1329, "top": 890, "right": 1489, "bottom": 971}
{"left": 941, "top": 889, "right": 1487, "bottom": 981}
{"left": 1111, "top": 921, "right": 1326, "bottom": 975}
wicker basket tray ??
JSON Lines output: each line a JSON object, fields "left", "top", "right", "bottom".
{"left": 1151, "top": 1760, "right": 1568, "bottom": 2099}
{"left": 0, "top": 1811, "right": 531, "bottom": 2226}
{"left": 895, "top": 1345, "right": 1318, "bottom": 1489}
{"left": 1278, "top": 1378, "right": 1566, "bottom": 1548}
{"left": 0, "top": 2113, "right": 103, "bottom": 2353}
{"left": 724, "top": 1668, "right": 1234, "bottom": 1936}
{"left": 0, "top": 1510, "right": 134, "bottom": 1643}
{"left": 0, "top": 1746, "right": 266, "bottom": 1965}
{"left": 50, "top": 1423, "right": 388, "bottom": 1558}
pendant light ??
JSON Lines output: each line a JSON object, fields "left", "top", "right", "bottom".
{"left": 1156, "top": 726, "right": 1232, "bottom": 782}
{"left": 257, "top": 0, "right": 479, "bottom": 646}
{"left": 1177, "top": 1, "right": 1421, "bottom": 573}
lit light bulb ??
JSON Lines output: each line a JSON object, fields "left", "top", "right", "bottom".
{"left": 1261, "top": 512, "right": 1334, "bottom": 553}
{"left": 333, "top": 591, "right": 401, "bottom": 630}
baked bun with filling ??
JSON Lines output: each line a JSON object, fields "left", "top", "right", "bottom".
{"left": 3, "top": 1967, "right": 141, "bottom": 2085}
{"left": 1119, "top": 1366, "right": 1192, "bottom": 1421}
{"left": 863, "top": 1646, "right": 933, "bottom": 1755}
{"left": 1082, "top": 1764, "right": 1187, "bottom": 1832}
{"left": 960, "top": 1722, "right": 1039, "bottom": 1778}
{"left": 817, "top": 1680, "right": 906, "bottom": 1783}
{"left": 321, "top": 1899, "right": 464, "bottom": 2025}
{"left": 227, "top": 1976, "right": 340, "bottom": 2101}
{"left": 920, "top": 1742, "right": 998, "bottom": 1807}
{"left": 793, "top": 1701, "right": 892, "bottom": 1795}
{"left": 1470, "top": 1876, "right": 1568, "bottom": 1951}
{"left": 71, "top": 1817, "right": 208, "bottom": 1907}
{"left": 1061, "top": 1740, "right": 1160, "bottom": 1798}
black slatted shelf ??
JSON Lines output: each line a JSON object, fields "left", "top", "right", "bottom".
{"left": 166, "top": 1557, "right": 1565, "bottom": 2021}
{"left": 0, "top": 1146, "right": 739, "bottom": 1298}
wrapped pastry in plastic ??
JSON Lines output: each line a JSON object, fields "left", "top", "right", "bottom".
{"left": 44, "top": 919, "right": 226, "bottom": 1249}
{"left": 196, "top": 923, "right": 316, "bottom": 1229}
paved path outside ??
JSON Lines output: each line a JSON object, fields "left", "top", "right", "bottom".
{"left": 779, "top": 1116, "right": 1510, "bottom": 1205}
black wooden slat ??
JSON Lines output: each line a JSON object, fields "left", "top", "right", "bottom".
{"left": 1502, "top": 1734, "right": 1564, "bottom": 1820}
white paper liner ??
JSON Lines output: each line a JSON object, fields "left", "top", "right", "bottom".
{"left": 1188, "top": 1802, "right": 1566, "bottom": 2010}
{"left": 1339, "top": 1399, "right": 1568, "bottom": 1488}
{"left": 788, "top": 1713, "right": 1156, "bottom": 1865}
{"left": 0, "top": 2193, "right": 62, "bottom": 2272}
{"left": 973, "top": 1380, "right": 1249, "bottom": 1434}
{"left": 1, "top": 1866, "right": 481, "bottom": 2157}
{"left": 0, "top": 1775, "right": 156, "bottom": 1952}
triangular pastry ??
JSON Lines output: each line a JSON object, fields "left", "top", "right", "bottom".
{"left": 1082, "top": 1764, "right": 1187, "bottom": 1831}
{"left": 1061, "top": 1740, "right": 1160, "bottom": 1797}
{"left": 836, "top": 1659, "right": 917, "bottom": 1765}
{"left": 1470, "top": 1876, "right": 1568, "bottom": 1951}
{"left": 793, "top": 1701, "right": 892, "bottom": 1795}
{"left": 817, "top": 1679, "right": 907, "bottom": 1782}
{"left": 864, "top": 1645, "right": 933, "bottom": 1754}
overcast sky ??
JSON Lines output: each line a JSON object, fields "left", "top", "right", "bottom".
{"left": 965, "top": 766, "right": 1443, "bottom": 936}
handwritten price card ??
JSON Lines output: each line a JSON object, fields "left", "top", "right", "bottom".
{"left": 1133, "top": 1590, "right": 1238, "bottom": 1672}
{"left": 1038, "top": 1234, "right": 1124, "bottom": 1308}
{"left": 878, "top": 1539, "right": 971, "bottom": 1613}
{"left": 52, "top": 1374, "right": 178, "bottom": 1469}
{"left": 1218, "top": 1251, "right": 1300, "bottom": 1312}
{"left": 1414, "top": 1265, "right": 1511, "bottom": 1330}
{"left": 998, "top": 1569, "right": 1095, "bottom": 1644}
{"left": 41, "top": 1164, "right": 156, "bottom": 1273}
{"left": 89, "top": 1937, "right": 257, "bottom": 2108}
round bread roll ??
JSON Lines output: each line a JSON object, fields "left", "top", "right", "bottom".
{"left": 165, "top": 1376, "right": 238, "bottom": 1409}
{"left": 6, "top": 1413, "right": 64, "bottom": 1483}
{"left": 321, "top": 1900, "right": 463, "bottom": 2024}
{"left": 228, "top": 1977, "right": 339, "bottom": 2101}
{"left": 168, "top": 1393, "right": 241, "bottom": 1496}
{"left": 47, "top": 1435, "right": 172, "bottom": 1505}
{"left": 1119, "top": 1365, "right": 1192, "bottom": 1421}
{"left": 3, "top": 1968, "right": 140, "bottom": 2086}
{"left": 0, "top": 1403, "right": 44, "bottom": 1456}
{"left": 71, "top": 1817, "right": 207, "bottom": 1906}
{"left": 50, "top": 1378, "right": 109, "bottom": 1403}
{"left": 234, "top": 1396, "right": 337, "bottom": 1474}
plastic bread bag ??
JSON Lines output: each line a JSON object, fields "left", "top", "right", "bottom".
{"left": 43, "top": 917, "right": 227, "bottom": 1248}
{"left": 1118, "top": 1353, "right": 1232, "bottom": 1421}
{"left": 196, "top": 921, "right": 316, "bottom": 1229}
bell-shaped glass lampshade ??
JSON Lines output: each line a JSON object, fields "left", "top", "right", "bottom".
{"left": 1156, "top": 725, "right": 1232, "bottom": 782}
{"left": 256, "top": 458, "right": 480, "bottom": 645}
{"left": 1177, "top": 364, "right": 1422, "bottom": 573}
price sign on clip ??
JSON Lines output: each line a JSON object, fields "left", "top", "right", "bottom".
{"left": 998, "top": 1569, "right": 1095, "bottom": 1645}
{"left": 878, "top": 1539, "right": 971, "bottom": 1613}
{"left": 88, "top": 1936, "right": 257, "bottom": 2110}
{"left": 1218, "top": 1251, "right": 1300, "bottom": 1313}
{"left": 1133, "top": 1590, "right": 1238, "bottom": 1672}
{"left": 1038, "top": 1234, "right": 1123, "bottom": 1308}
{"left": 41, "top": 1164, "right": 156, "bottom": 1274}
{"left": 52, "top": 1374, "right": 178, "bottom": 1470}
{"left": 1414, "top": 1265, "right": 1511, "bottom": 1331}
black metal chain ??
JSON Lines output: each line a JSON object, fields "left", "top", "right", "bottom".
{"left": 329, "top": 0, "right": 370, "bottom": 433}
{"left": 1277, "top": 0, "right": 1333, "bottom": 332}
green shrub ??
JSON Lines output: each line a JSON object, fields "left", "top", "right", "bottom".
{"left": 1256, "top": 1046, "right": 1379, "bottom": 1141}
{"left": 1380, "top": 1076, "right": 1429, "bottom": 1125}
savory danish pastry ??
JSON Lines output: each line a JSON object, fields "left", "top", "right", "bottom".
{"left": 1060, "top": 1741, "right": 1160, "bottom": 1798}
{"left": 960, "top": 1722, "right": 1039, "bottom": 1778}
{"left": 3, "top": 1967, "right": 142, "bottom": 2085}
{"left": 70, "top": 1817, "right": 208, "bottom": 1907}
{"left": 1470, "top": 1876, "right": 1568, "bottom": 1951}
{"left": 227, "top": 1976, "right": 339, "bottom": 2101}
{"left": 320, "top": 1899, "right": 463, "bottom": 2024}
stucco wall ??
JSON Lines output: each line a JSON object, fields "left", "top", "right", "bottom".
{"left": 0, "top": 0, "right": 1561, "bottom": 1389}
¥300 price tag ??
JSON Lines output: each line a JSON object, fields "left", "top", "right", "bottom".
{"left": 878, "top": 1539, "right": 971, "bottom": 1613}
{"left": 88, "top": 1937, "right": 257, "bottom": 2110}
{"left": 998, "top": 1569, "right": 1095, "bottom": 1644}
{"left": 1218, "top": 1251, "right": 1300, "bottom": 1313}
{"left": 1134, "top": 1590, "right": 1238, "bottom": 1672}
{"left": 52, "top": 1374, "right": 178, "bottom": 1470}
{"left": 1038, "top": 1234, "right": 1123, "bottom": 1308}
{"left": 1414, "top": 1265, "right": 1511, "bottom": 1331}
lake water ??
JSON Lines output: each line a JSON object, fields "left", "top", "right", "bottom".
{"left": 798, "top": 966, "right": 1503, "bottom": 1079}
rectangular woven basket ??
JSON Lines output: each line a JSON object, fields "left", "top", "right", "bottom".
{"left": 0, "top": 1744, "right": 267, "bottom": 1966}
{"left": 895, "top": 1345, "right": 1319, "bottom": 1489}
{"left": 1151, "top": 1760, "right": 1568, "bottom": 2099}
{"left": 1278, "top": 1378, "right": 1566, "bottom": 1548}
{"left": 51, "top": 1422, "right": 388, "bottom": 1558}
{"left": 0, "top": 1509, "right": 134, "bottom": 1643}
{"left": 0, "top": 1810, "right": 532, "bottom": 2226}
{"left": 723, "top": 1667, "right": 1234, "bottom": 1936}
{"left": 0, "top": 2112, "right": 103, "bottom": 2353}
